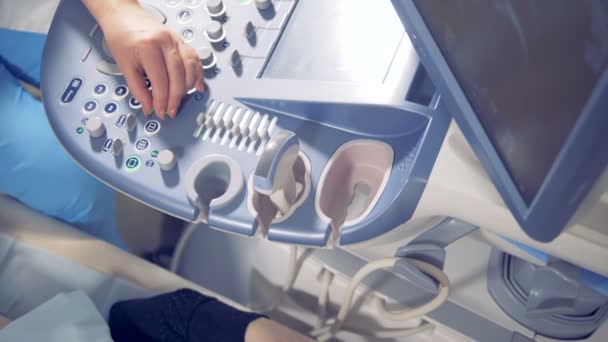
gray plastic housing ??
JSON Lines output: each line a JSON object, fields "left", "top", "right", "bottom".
{"left": 488, "top": 250, "right": 608, "bottom": 339}
{"left": 41, "top": 0, "right": 450, "bottom": 247}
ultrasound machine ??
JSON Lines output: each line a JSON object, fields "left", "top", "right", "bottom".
{"left": 36, "top": 0, "right": 608, "bottom": 340}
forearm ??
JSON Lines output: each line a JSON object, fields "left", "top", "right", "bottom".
{"left": 81, "top": 0, "right": 140, "bottom": 27}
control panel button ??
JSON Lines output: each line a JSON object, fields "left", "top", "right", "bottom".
{"left": 165, "top": 0, "right": 182, "bottom": 6}
{"left": 125, "top": 156, "right": 141, "bottom": 172}
{"left": 206, "top": 21, "right": 225, "bottom": 42}
{"left": 158, "top": 149, "right": 177, "bottom": 171}
{"left": 83, "top": 100, "right": 98, "bottom": 114}
{"left": 177, "top": 9, "right": 193, "bottom": 23}
{"left": 112, "top": 138, "right": 124, "bottom": 156}
{"left": 103, "top": 138, "right": 113, "bottom": 152}
{"left": 125, "top": 114, "right": 137, "bottom": 132}
{"left": 144, "top": 120, "right": 161, "bottom": 135}
{"left": 185, "top": 0, "right": 204, "bottom": 8}
{"left": 129, "top": 96, "right": 142, "bottom": 110}
{"left": 104, "top": 102, "right": 119, "bottom": 116}
{"left": 198, "top": 47, "right": 216, "bottom": 69}
{"left": 116, "top": 114, "right": 127, "bottom": 128}
{"left": 255, "top": 0, "right": 272, "bottom": 10}
{"left": 181, "top": 28, "right": 196, "bottom": 42}
{"left": 86, "top": 117, "right": 105, "bottom": 138}
{"left": 207, "top": 0, "right": 225, "bottom": 16}
{"left": 135, "top": 138, "right": 150, "bottom": 152}
{"left": 113, "top": 85, "right": 129, "bottom": 99}
{"left": 94, "top": 83, "right": 108, "bottom": 96}
{"left": 61, "top": 78, "right": 83, "bottom": 104}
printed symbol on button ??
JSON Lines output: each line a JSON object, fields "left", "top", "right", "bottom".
{"left": 129, "top": 97, "right": 142, "bottom": 109}
{"left": 145, "top": 160, "right": 155, "bottom": 168}
{"left": 116, "top": 114, "right": 127, "bottom": 128}
{"left": 195, "top": 93, "right": 204, "bottom": 101}
{"left": 81, "top": 117, "right": 89, "bottom": 125}
{"left": 151, "top": 150, "right": 159, "bottom": 158}
{"left": 102, "top": 138, "right": 113, "bottom": 152}
{"left": 104, "top": 102, "right": 118, "bottom": 115}
{"left": 135, "top": 138, "right": 150, "bottom": 151}
{"left": 125, "top": 156, "right": 141, "bottom": 172}
{"left": 83, "top": 100, "right": 98, "bottom": 113}
{"left": 144, "top": 120, "right": 160, "bottom": 135}
{"left": 114, "top": 85, "right": 128, "bottom": 98}
{"left": 76, "top": 127, "right": 85, "bottom": 134}
{"left": 71, "top": 79, "right": 83, "bottom": 88}
{"left": 94, "top": 83, "right": 108, "bottom": 95}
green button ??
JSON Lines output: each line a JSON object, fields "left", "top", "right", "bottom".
{"left": 76, "top": 127, "right": 84, "bottom": 134}
{"left": 125, "top": 156, "right": 141, "bottom": 172}
{"left": 151, "top": 150, "right": 159, "bottom": 158}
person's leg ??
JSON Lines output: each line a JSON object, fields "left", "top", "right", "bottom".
{"left": 0, "top": 59, "right": 124, "bottom": 248}
{"left": 108, "top": 289, "right": 312, "bottom": 342}
{"left": 0, "top": 28, "right": 46, "bottom": 87}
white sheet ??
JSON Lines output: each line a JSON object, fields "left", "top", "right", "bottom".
{"left": 0, "top": 0, "right": 60, "bottom": 33}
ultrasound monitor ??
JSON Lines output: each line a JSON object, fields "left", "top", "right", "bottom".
{"left": 393, "top": 0, "right": 608, "bottom": 242}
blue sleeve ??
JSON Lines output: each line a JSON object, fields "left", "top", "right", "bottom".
{"left": 0, "top": 28, "right": 47, "bottom": 87}
{"left": 0, "top": 61, "right": 124, "bottom": 248}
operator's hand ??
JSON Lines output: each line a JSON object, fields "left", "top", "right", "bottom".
{"left": 94, "top": 1, "right": 204, "bottom": 119}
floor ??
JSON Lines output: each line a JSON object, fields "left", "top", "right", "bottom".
{"left": 115, "top": 193, "right": 185, "bottom": 267}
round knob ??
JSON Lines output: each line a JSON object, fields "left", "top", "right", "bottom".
{"left": 255, "top": 0, "right": 272, "bottom": 10}
{"left": 86, "top": 117, "right": 105, "bottom": 138}
{"left": 207, "top": 0, "right": 224, "bottom": 15}
{"left": 158, "top": 149, "right": 177, "bottom": 171}
{"left": 198, "top": 47, "right": 216, "bottom": 69}
{"left": 206, "top": 21, "right": 224, "bottom": 42}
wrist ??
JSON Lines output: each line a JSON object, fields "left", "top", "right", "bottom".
{"left": 83, "top": 0, "right": 141, "bottom": 28}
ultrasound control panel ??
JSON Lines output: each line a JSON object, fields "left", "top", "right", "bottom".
{"left": 42, "top": 0, "right": 450, "bottom": 247}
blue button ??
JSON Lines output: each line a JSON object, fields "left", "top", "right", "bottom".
{"left": 94, "top": 83, "right": 108, "bottom": 95}
{"left": 114, "top": 85, "right": 129, "bottom": 98}
{"left": 116, "top": 114, "right": 127, "bottom": 128}
{"left": 83, "top": 100, "right": 98, "bottom": 113}
{"left": 135, "top": 138, "right": 150, "bottom": 151}
{"left": 104, "top": 102, "right": 118, "bottom": 115}
{"left": 61, "top": 77, "right": 83, "bottom": 103}
{"left": 125, "top": 156, "right": 141, "bottom": 172}
{"left": 146, "top": 160, "right": 155, "bottom": 168}
{"left": 103, "top": 139, "right": 113, "bottom": 152}
{"left": 129, "top": 97, "right": 141, "bottom": 109}
{"left": 144, "top": 120, "right": 160, "bottom": 135}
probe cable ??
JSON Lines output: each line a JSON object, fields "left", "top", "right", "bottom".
{"left": 310, "top": 257, "right": 450, "bottom": 341}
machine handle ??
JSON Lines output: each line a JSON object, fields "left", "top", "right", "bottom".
{"left": 253, "top": 130, "right": 300, "bottom": 214}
